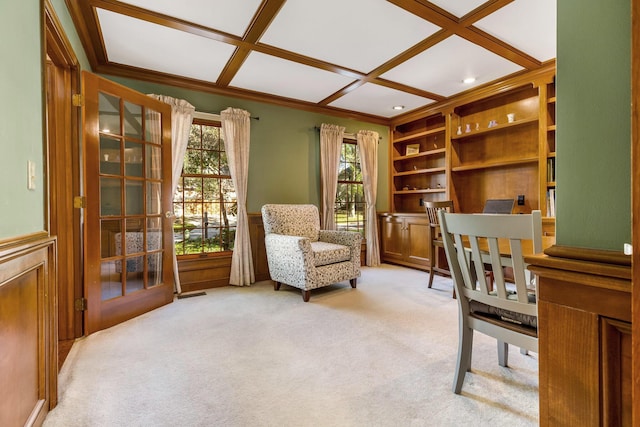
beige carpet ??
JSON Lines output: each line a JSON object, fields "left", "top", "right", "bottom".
{"left": 44, "top": 264, "right": 538, "bottom": 427}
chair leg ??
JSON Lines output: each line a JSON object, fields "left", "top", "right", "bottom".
{"left": 498, "top": 341, "right": 509, "bottom": 367}
{"left": 428, "top": 266, "right": 435, "bottom": 288}
{"left": 453, "top": 325, "right": 473, "bottom": 394}
{"left": 273, "top": 281, "right": 281, "bottom": 291}
{"left": 301, "top": 290, "right": 310, "bottom": 302}
{"left": 350, "top": 278, "right": 357, "bottom": 288}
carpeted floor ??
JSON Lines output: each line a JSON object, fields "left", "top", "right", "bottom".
{"left": 44, "top": 264, "right": 538, "bottom": 427}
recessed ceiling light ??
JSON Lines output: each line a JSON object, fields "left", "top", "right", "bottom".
{"left": 392, "top": 105, "right": 405, "bottom": 110}
{"left": 462, "top": 77, "right": 476, "bottom": 84}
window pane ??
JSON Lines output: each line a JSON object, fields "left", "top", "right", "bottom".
{"left": 173, "top": 120, "right": 235, "bottom": 255}
{"left": 123, "top": 101, "right": 142, "bottom": 139}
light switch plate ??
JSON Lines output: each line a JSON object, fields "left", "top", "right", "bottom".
{"left": 27, "top": 160, "right": 36, "bottom": 190}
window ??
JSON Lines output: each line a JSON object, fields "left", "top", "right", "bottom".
{"left": 173, "top": 119, "right": 236, "bottom": 256}
{"left": 335, "top": 140, "right": 365, "bottom": 235}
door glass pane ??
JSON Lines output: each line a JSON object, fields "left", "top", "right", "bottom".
{"left": 147, "top": 253, "right": 162, "bottom": 288}
{"left": 101, "top": 219, "right": 121, "bottom": 259}
{"left": 145, "top": 108, "right": 161, "bottom": 144}
{"left": 123, "top": 101, "right": 142, "bottom": 139}
{"left": 101, "top": 260, "right": 123, "bottom": 300}
{"left": 125, "top": 141, "right": 143, "bottom": 177}
{"left": 125, "top": 256, "right": 145, "bottom": 294}
{"left": 125, "top": 180, "right": 143, "bottom": 215}
{"left": 147, "top": 182, "right": 162, "bottom": 215}
{"left": 100, "top": 136, "right": 121, "bottom": 174}
{"left": 99, "top": 92, "right": 121, "bottom": 136}
{"left": 146, "top": 145, "right": 162, "bottom": 179}
{"left": 100, "top": 177, "right": 121, "bottom": 216}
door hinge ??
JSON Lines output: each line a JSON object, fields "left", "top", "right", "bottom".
{"left": 72, "top": 93, "right": 84, "bottom": 107}
{"left": 75, "top": 298, "right": 87, "bottom": 311}
{"left": 73, "top": 196, "right": 86, "bottom": 209}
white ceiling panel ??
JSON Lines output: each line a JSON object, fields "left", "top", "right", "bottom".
{"left": 427, "top": 0, "right": 488, "bottom": 18}
{"left": 259, "top": 0, "right": 441, "bottom": 73}
{"left": 380, "top": 35, "right": 524, "bottom": 97}
{"left": 230, "top": 51, "right": 356, "bottom": 103}
{"left": 328, "top": 83, "right": 435, "bottom": 118}
{"left": 475, "top": 0, "right": 557, "bottom": 61}
{"left": 116, "top": 0, "right": 263, "bottom": 36}
{"left": 97, "top": 9, "right": 236, "bottom": 83}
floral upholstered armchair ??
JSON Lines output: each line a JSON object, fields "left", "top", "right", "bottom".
{"left": 261, "top": 204, "right": 362, "bottom": 302}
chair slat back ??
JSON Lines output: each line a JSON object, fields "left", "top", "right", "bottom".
{"left": 424, "top": 200, "right": 454, "bottom": 227}
{"left": 439, "top": 210, "right": 542, "bottom": 316}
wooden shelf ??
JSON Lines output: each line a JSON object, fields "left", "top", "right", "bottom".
{"left": 393, "top": 188, "right": 446, "bottom": 195}
{"left": 548, "top": 96, "right": 556, "bottom": 104}
{"left": 547, "top": 181, "right": 556, "bottom": 187}
{"left": 451, "top": 117, "right": 538, "bottom": 141}
{"left": 548, "top": 152, "right": 556, "bottom": 158}
{"left": 451, "top": 157, "right": 539, "bottom": 172}
{"left": 393, "top": 126, "right": 446, "bottom": 143}
{"left": 394, "top": 166, "right": 446, "bottom": 177}
{"left": 393, "top": 147, "right": 445, "bottom": 161}
{"left": 548, "top": 124, "right": 556, "bottom": 131}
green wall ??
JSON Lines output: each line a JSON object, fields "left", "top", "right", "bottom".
{"left": 556, "top": 0, "right": 631, "bottom": 250}
{"left": 105, "top": 77, "right": 390, "bottom": 214}
{"left": 0, "top": 0, "right": 46, "bottom": 238}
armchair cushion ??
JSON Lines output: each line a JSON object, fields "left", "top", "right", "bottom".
{"left": 311, "top": 241, "right": 351, "bottom": 266}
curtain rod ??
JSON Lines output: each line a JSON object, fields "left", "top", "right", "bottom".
{"left": 314, "top": 126, "right": 381, "bottom": 141}
{"left": 194, "top": 111, "right": 260, "bottom": 121}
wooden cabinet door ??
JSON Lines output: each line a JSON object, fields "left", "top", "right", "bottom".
{"left": 82, "top": 71, "right": 174, "bottom": 334}
{"left": 404, "top": 217, "right": 430, "bottom": 267}
{"left": 379, "top": 215, "right": 404, "bottom": 263}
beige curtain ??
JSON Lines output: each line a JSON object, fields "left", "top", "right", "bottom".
{"left": 357, "top": 130, "right": 381, "bottom": 266}
{"left": 320, "top": 123, "right": 345, "bottom": 229}
{"left": 148, "top": 94, "right": 195, "bottom": 294}
{"left": 221, "top": 107, "right": 254, "bottom": 286}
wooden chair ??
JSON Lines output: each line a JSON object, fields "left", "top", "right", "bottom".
{"left": 438, "top": 210, "right": 542, "bottom": 394}
{"left": 424, "top": 200, "right": 454, "bottom": 289}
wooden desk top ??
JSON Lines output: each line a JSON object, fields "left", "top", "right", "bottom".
{"left": 464, "top": 235, "right": 555, "bottom": 258}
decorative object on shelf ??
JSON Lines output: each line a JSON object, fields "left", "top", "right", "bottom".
{"left": 507, "top": 113, "right": 515, "bottom": 123}
{"left": 475, "top": 123, "right": 480, "bottom": 131}
{"left": 465, "top": 124, "right": 471, "bottom": 133}
{"left": 413, "top": 165, "right": 418, "bottom": 171}
{"left": 103, "top": 154, "right": 109, "bottom": 161}
{"left": 403, "top": 185, "right": 409, "bottom": 191}
{"left": 488, "top": 120, "right": 498, "bottom": 128}
{"left": 457, "top": 125, "right": 462, "bottom": 135}
{"left": 405, "top": 144, "right": 420, "bottom": 156}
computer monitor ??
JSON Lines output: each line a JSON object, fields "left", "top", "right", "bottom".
{"left": 482, "top": 198, "right": 515, "bottom": 214}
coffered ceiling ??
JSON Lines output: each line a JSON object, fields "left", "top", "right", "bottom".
{"left": 66, "top": 0, "right": 556, "bottom": 123}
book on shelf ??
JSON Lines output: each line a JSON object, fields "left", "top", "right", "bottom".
{"left": 547, "top": 158, "right": 555, "bottom": 182}
{"left": 547, "top": 189, "right": 556, "bottom": 217}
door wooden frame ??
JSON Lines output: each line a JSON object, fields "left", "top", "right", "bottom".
{"left": 632, "top": 0, "right": 639, "bottom": 424}
{"left": 44, "top": 0, "right": 84, "bottom": 363}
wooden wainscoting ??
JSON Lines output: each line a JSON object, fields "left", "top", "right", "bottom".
{"left": 249, "top": 213, "right": 270, "bottom": 282}
{"left": 0, "top": 233, "right": 57, "bottom": 427}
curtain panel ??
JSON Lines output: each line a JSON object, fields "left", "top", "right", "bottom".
{"left": 319, "top": 124, "right": 345, "bottom": 230}
{"left": 221, "top": 107, "right": 254, "bottom": 286}
{"left": 357, "top": 130, "right": 381, "bottom": 266}
{"left": 148, "top": 94, "right": 195, "bottom": 294}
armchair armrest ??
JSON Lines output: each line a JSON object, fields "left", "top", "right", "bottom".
{"left": 264, "top": 234, "right": 315, "bottom": 279}
{"left": 319, "top": 230, "right": 361, "bottom": 249}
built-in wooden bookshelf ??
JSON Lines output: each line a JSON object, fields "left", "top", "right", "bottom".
{"left": 382, "top": 64, "right": 556, "bottom": 268}
{"left": 388, "top": 63, "right": 556, "bottom": 217}
{"left": 391, "top": 113, "right": 447, "bottom": 213}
